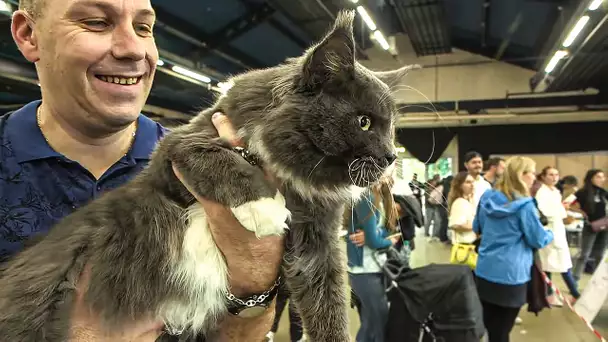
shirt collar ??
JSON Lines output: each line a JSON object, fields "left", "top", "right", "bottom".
{"left": 8, "top": 100, "right": 162, "bottom": 163}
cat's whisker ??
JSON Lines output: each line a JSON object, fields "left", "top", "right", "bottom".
{"left": 308, "top": 157, "right": 325, "bottom": 181}
{"left": 423, "top": 130, "right": 436, "bottom": 166}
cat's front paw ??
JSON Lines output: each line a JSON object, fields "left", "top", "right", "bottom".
{"left": 231, "top": 191, "right": 291, "bottom": 238}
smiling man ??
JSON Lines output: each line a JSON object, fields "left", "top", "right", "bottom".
{"left": 0, "top": 0, "right": 283, "bottom": 341}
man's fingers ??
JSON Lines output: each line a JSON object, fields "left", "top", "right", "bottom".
{"left": 212, "top": 112, "right": 242, "bottom": 147}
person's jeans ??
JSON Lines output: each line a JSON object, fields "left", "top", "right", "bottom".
{"left": 271, "top": 283, "right": 303, "bottom": 341}
{"left": 424, "top": 204, "right": 442, "bottom": 238}
{"left": 546, "top": 269, "right": 581, "bottom": 298}
{"left": 573, "top": 227, "right": 608, "bottom": 280}
{"left": 438, "top": 206, "right": 450, "bottom": 242}
{"left": 349, "top": 272, "right": 389, "bottom": 342}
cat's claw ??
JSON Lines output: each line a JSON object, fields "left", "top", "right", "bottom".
{"left": 231, "top": 191, "right": 291, "bottom": 238}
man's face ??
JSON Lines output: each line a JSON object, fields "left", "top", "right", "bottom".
{"left": 495, "top": 160, "right": 506, "bottom": 177}
{"left": 30, "top": 0, "right": 158, "bottom": 127}
{"left": 465, "top": 157, "right": 483, "bottom": 176}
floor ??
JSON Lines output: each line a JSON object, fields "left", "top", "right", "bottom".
{"left": 271, "top": 230, "right": 608, "bottom": 342}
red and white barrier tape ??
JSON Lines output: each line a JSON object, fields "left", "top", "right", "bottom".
{"left": 540, "top": 272, "right": 607, "bottom": 342}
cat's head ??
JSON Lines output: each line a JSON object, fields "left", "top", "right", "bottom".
{"left": 249, "top": 11, "right": 418, "bottom": 198}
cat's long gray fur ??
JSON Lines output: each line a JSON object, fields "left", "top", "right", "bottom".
{"left": 0, "top": 10, "right": 416, "bottom": 341}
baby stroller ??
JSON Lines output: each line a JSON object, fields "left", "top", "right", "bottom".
{"left": 383, "top": 257, "right": 485, "bottom": 342}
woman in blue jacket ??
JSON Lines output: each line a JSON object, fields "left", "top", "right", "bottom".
{"left": 346, "top": 177, "right": 399, "bottom": 342}
{"left": 473, "top": 156, "right": 554, "bottom": 342}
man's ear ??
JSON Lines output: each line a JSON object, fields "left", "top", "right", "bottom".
{"left": 373, "top": 64, "right": 422, "bottom": 89}
{"left": 11, "top": 10, "right": 40, "bottom": 63}
{"left": 300, "top": 10, "right": 356, "bottom": 90}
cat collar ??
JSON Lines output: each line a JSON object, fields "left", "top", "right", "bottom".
{"left": 232, "top": 146, "right": 261, "bottom": 167}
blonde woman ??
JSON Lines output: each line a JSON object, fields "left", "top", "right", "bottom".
{"left": 473, "top": 157, "right": 554, "bottom": 342}
{"left": 448, "top": 171, "right": 477, "bottom": 245}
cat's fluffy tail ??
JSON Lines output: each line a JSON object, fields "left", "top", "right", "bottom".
{"left": 0, "top": 220, "right": 89, "bottom": 341}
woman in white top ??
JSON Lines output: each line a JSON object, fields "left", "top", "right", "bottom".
{"left": 448, "top": 172, "right": 478, "bottom": 244}
{"left": 535, "top": 166, "right": 581, "bottom": 306}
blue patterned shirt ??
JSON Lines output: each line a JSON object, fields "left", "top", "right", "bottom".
{"left": 0, "top": 100, "right": 167, "bottom": 262}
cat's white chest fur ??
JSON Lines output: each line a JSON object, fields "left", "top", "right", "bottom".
{"left": 161, "top": 191, "right": 290, "bottom": 334}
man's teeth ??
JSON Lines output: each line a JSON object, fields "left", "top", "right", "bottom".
{"left": 98, "top": 76, "right": 140, "bottom": 85}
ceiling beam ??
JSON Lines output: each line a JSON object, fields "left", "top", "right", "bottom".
{"left": 481, "top": 0, "right": 492, "bottom": 48}
{"left": 494, "top": 11, "right": 523, "bottom": 60}
{"left": 154, "top": 6, "right": 265, "bottom": 71}
{"left": 191, "top": 3, "right": 276, "bottom": 60}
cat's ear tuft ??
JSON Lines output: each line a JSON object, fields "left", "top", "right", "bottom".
{"left": 301, "top": 10, "right": 356, "bottom": 88}
{"left": 374, "top": 64, "right": 422, "bottom": 89}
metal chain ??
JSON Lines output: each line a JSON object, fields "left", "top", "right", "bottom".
{"left": 225, "top": 276, "right": 281, "bottom": 307}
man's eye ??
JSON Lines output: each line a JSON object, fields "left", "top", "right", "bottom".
{"left": 136, "top": 24, "right": 154, "bottom": 35}
{"left": 83, "top": 20, "right": 109, "bottom": 30}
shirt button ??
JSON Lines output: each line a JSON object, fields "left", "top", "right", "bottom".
{"left": 96, "top": 186, "right": 101, "bottom": 191}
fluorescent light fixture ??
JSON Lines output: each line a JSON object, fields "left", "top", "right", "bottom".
{"left": 544, "top": 50, "right": 568, "bottom": 73}
{"left": 563, "top": 16, "right": 590, "bottom": 47}
{"left": 373, "top": 30, "right": 390, "bottom": 50}
{"left": 356, "top": 6, "right": 377, "bottom": 31}
{"left": 589, "top": 0, "right": 603, "bottom": 10}
{"left": 156, "top": 60, "right": 165, "bottom": 67}
{"left": 350, "top": 0, "right": 359, "bottom": 3}
{"left": 0, "top": 0, "right": 12, "bottom": 13}
{"left": 171, "top": 65, "right": 211, "bottom": 83}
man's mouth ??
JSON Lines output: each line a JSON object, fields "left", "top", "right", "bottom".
{"left": 95, "top": 75, "right": 142, "bottom": 85}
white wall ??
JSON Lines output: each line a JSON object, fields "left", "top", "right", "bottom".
{"left": 360, "top": 34, "right": 536, "bottom": 104}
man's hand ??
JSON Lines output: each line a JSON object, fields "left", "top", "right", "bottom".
{"left": 172, "top": 112, "right": 285, "bottom": 341}
{"left": 349, "top": 230, "right": 365, "bottom": 247}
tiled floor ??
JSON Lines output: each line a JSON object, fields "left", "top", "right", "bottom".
{"left": 272, "top": 230, "right": 607, "bottom": 341}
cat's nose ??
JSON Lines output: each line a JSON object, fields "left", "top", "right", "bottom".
{"left": 384, "top": 153, "right": 397, "bottom": 165}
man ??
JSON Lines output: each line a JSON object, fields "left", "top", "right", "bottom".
{"left": 1, "top": 0, "right": 282, "bottom": 340}
{"left": 463, "top": 151, "right": 491, "bottom": 210}
{"left": 483, "top": 157, "right": 505, "bottom": 187}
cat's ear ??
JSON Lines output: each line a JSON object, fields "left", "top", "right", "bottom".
{"left": 301, "top": 10, "right": 356, "bottom": 88}
{"left": 373, "top": 64, "right": 422, "bottom": 89}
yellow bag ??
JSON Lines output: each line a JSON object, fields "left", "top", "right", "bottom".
{"left": 450, "top": 243, "right": 478, "bottom": 270}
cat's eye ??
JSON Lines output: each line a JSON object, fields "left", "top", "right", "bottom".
{"left": 357, "top": 115, "right": 372, "bottom": 131}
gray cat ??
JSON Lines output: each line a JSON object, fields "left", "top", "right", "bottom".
{"left": 0, "top": 10, "right": 416, "bottom": 342}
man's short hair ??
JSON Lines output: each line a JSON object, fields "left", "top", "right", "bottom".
{"left": 485, "top": 157, "right": 505, "bottom": 170}
{"left": 464, "top": 151, "right": 482, "bottom": 163}
{"left": 19, "top": 0, "right": 45, "bottom": 19}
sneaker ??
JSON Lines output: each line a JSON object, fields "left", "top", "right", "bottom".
{"left": 265, "top": 332, "right": 274, "bottom": 342}
{"left": 547, "top": 295, "right": 564, "bottom": 307}
{"left": 514, "top": 317, "right": 523, "bottom": 325}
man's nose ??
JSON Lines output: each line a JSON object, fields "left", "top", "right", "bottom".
{"left": 112, "top": 24, "right": 146, "bottom": 61}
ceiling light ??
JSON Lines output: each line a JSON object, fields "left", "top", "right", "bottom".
{"left": 171, "top": 65, "right": 211, "bottom": 83}
{"left": 563, "top": 16, "right": 590, "bottom": 47}
{"left": 589, "top": 0, "right": 603, "bottom": 10}
{"left": 356, "top": 6, "right": 377, "bottom": 31}
{"left": 544, "top": 50, "right": 568, "bottom": 73}
{"left": 350, "top": 0, "right": 359, "bottom": 3}
{"left": 0, "top": 0, "right": 12, "bottom": 13}
{"left": 156, "top": 60, "right": 165, "bottom": 67}
{"left": 373, "top": 31, "right": 390, "bottom": 50}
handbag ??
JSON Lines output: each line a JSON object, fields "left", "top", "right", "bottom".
{"left": 450, "top": 243, "right": 478, "bottom": 270}
{"left": 526, "top": 251, "right": 551, "bottom": 316}
{"left": 590, "top": 217, "right": 608, "bottom": 232}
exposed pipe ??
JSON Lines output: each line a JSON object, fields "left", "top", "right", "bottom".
{"left": 396, "top": 110, "right": 608, "bottom": 128}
